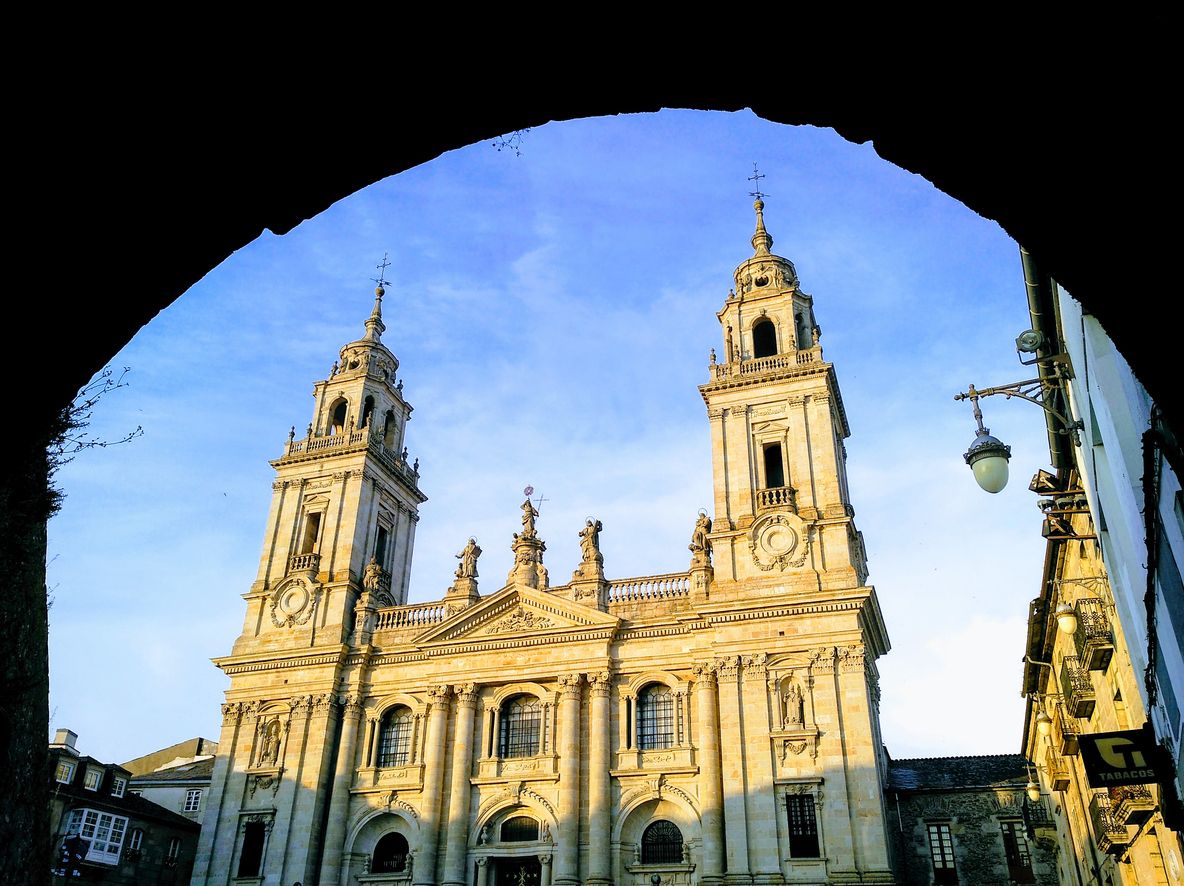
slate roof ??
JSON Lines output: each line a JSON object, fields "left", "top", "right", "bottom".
{"left": 887, "top": 753, "right": 1029, "bottom": 792}
{"left": 129, "top": 757, "right": 215, "bottom": 784}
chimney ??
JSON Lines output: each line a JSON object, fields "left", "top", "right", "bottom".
{"left": 51, "top": 728, "right": 78, "bottom": 750}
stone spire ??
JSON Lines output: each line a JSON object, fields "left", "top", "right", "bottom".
{"left": 751, "top": 197, "right": 773, "bottom": 256}
{"left": 363, "top": 284, "right": 386, "bottom": 342}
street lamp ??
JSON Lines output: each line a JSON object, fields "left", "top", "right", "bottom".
{"left": 954, "top": 336, "right": 1083, "bottom": 493}
{"left": 1055, "top": 602, "right": 1078, "bottom": 635}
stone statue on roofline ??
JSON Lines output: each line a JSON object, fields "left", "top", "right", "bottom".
{"left": 455, "top": 537, "right": 481, "bottom": 578}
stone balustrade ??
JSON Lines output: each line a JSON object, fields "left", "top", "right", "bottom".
{"left": 280, "top": 428, "right": 420, "bottom": 487}
{"left": 373, "top": 602, "right": 448, "bottom": 631}
{"left": 606, "top": 572, "right": 690, "bottom": 602}
{"left": 289, "top": 552, "right": 321, "bottom": 573}
{"left": 711, "top": 347, "right": 821, "bottom": 381}
{"left": 756, "top": 485, "right": 797, "bottom": 511}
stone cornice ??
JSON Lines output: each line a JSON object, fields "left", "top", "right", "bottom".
{"left": 213, "top": 645, "right": 349, "bottom": 676}
{"left": 419, "top": 626, "right": 617, "bottom": 656}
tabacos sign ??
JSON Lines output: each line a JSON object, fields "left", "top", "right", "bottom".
{"left": 1079, "top": 725, "right": 1165, "bottom": 788}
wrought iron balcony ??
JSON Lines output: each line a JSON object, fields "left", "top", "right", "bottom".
{"left": 1089, "top": 791, "right": 1132, "bottom": 854}
{"left": 1044, "top": 745, "right": 1070, "bottom": 792}
{"left": 1054, "top": 703, "right": 1079, "bottom": 756}
{"left": 1110, "top": 784, "right": 1156, "bottom": 827}
{"left": 288, "top": 552, "right": 321, "bottom": 574}
{"left": 1073, "top": 599, "right": 1114, "bottom": 672}
{"left": 756, "top": 485, "right": 798, "bottom": 512}
{"left": 1060, "top": 656, "right": 1096, "bottom": 719}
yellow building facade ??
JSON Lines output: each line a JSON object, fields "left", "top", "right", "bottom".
{"left": 192, "top": 201, "right": 895, "bottom": 886}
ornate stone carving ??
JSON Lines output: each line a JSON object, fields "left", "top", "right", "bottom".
{"left": 838, "top": 645, "right": 866, "bottom": 673}
{"left": 558, "top": 673, "right": 583, "bottom": 699}
{"left": 310, "top": 693, "right": 336, "bottom": 713}
{"left": 715, "top": 656, "right": 740, "bottom": 679}
{"left": 689, "top": 512, "right": 713, "bottom": 567}
{"left": 742, "top": 652, "right": 768, "bottom": 680}
{"left": 221, "top": 702, "right": 244, "bottom": 725}
{"left": 691, "top": 661, "right": 718, "bottom": 686}
{"left": 269, "top": 577, "right": 320, "bottom": 628}
{"left": 748, "top": 512, "right": 809, "bottom": 572}
{"left": 810, "top": 647, "right": 836, "bottom": 675}
{"left": 426, "top": 685, "right": 452, "bottom": 708}
{"left": 454, "top": 683, "right": 478, "bottom": 707}
{"left": 588, "top": 670, "right": 613, "bottom": 697}
{"left": 485, "top": 606, "right": 554, "bottom": 634}
{"left": 579, "top": 519, "right": 603, "bottom": 565}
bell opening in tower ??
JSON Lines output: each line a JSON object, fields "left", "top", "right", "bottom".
{"left": 330, "top": 398, "right": 348, "bottom": 435}
{"left": 763, "top": 442, "right": 786, "bottom": 489}
{"left": 753, "top": 318, "right": 778, "bottom": 358}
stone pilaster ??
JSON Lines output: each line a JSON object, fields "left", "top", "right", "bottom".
{"left": 191, "top": 702, "right": 249, "bottom": 884}
{"left": 442, "top": 683, "right": 478, "bottom": 886}
{"left": 586, "top": 670, "right": 613, "bottom": 885}
{"left": 715, "top": 656, "right": 751, "bottom": 881}
{"left": 741, "top": 653, "right": 780, "bottom": 880}
{"left": 693, "top": 662, "right": 726, "bottom": 885}
{"left": 317, "top": 694, "right": 364, "bottom": 885}
{"left": 413, "top": 685, "right": 453, "bottom": 886}
{"left": 554, "top": 673, "right": 583, "bottom": 886}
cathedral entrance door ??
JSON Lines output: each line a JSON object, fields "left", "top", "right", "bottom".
{"left": 493, "top": 855, "right": 541, "bottom": 886}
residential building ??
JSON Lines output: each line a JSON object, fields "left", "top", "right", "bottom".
{"left": 49, "top": 728, "right": 200, "bottom": 884}
{"left": 193, "top": 199, "right": 899, "bottom": 885}
{"left": 886, "top": 754, "right": 1058, "bottom": 885}
{"left": 1016, "top": 253, "right": 1184, "bottom": 883}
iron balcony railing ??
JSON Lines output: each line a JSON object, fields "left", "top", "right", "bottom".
{"left": 1073, "top": 599, "right": 1115, "bottom": 672}
{"left": 1110, "top": 784, "right": 1156, "bottom": 827}
{"left": 1060, "top": 655, "right": 1096, "bottom": 719}
{"left": 1089, "top": 790, "right": 1132, "bottom": 855}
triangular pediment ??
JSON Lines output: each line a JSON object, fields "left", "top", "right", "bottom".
{"left": 413, "top": 585, "right": 618, "bottom": 647}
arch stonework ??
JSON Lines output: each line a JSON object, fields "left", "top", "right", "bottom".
{"left": 8, "top": 56, "right": 1176, "bottom": 884}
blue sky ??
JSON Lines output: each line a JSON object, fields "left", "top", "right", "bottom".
{"left": 48, "top": 110, "right": 1051, "bottom": 764}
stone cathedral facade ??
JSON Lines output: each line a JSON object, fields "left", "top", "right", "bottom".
{"left": 192, "top": 201, "right": 896, "bottom": 886}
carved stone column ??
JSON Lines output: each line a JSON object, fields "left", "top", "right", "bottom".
{"left": 586, "top": 671, "right": 613, "bottom": 885}
{"left": 192, "top": 701, "right": 250, "bottom": 884}
{"left": 540, "top": 852, "right": 554, "bottom": 886}
{"left": 413, "top": 685, "right": 453, "bottom": 886}
{"left": 715, "top": 656, "right": 750, "bottom": 882}
{"left": 554, "top": 674, "right": 583, "bottom": 886}
{"left": 693, "top": 663, "right": 726, "bottom": 885}
{"left": 441, "top": 683, "right": 478, "bottom": 886}
{"left": 317, "top": 694, "right": 364, "bottom": 885}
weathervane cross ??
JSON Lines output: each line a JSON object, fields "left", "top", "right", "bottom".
{"left": 748, "top": 162, "right": 767, "bottom": 200}
{"left": 372, "top": 252, "right": 392, "bottom": 290}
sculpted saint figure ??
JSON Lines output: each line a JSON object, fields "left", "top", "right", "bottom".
{"left": 784, "top": 681, "right": 804, "bottom": 727}
{"left": 363, "top": 557, "right": 383, "bottom": 591}
{"left": 579, "top": 519, "right": 603, "bottom": 564}
{"left": 690, "top": 512, "right": 712, "bottom": 554}
{"left": 455, "top": 537, "right": 481, "bottom": 578}
{"left": 259, "top": 720, "right": 281, "bottom": 765}
{"left": 521, "top": 498, "right": 539, "bottom": 536}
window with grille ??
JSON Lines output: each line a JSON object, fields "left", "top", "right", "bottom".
{"left": 371, "top": 832, "right": 409, "bottom": 873}
{"left": 501, "top": 815, "right": 540, "bottom": 842}
{"left": 637, "top": 684, "right": 675, "bottom": 750}
{"left": 378, "top": 707, "right": 414, "bottom": 767}
{"left": 184, "top": 789, "right": 203, "bottom": 813}
{"left": 640, "top": 820, "right": 684, "bottom": 864}
{"left": 165, "top": 837, "right": 181, "bottom": 867}
{"left": 500, "top": 695, "right": 542, "bottom": 758}
{"left": 111, "top": 777, "right": 126, "bottom": 798}
{"left": 1000, "top": 820, "right": 1035, "bottom": 883}
{"left": 55, "top": 760, "right": 75, "bottom": 784}
{"left": 65, "top": 808, "right": 128, "bottom": 865}
{"left": 927, "top": 822, "right": 958, "bottom": 884}
{"left": 786, "top": 794, "right": 820, "bottom": 857}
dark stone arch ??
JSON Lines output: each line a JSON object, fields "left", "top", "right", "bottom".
{"left": 7, "top": 34, "right": 1175, "bottom": 883}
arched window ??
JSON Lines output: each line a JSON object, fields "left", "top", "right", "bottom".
{"left": 378, "top": 707, "right": 413, "bottom": 767}
{"left": 499, "top": 695, "right": 542, "bottom": 758}
{"left": 752, "top": 319, "right": 777, "bottom": 358}
{"left": 500, "top": 815, "right": 539, "bottom": 842}
{"left": 371, "top": 832, "right": 409, "bottom": 873}
{"left": 329, "top": 399, "right": 348, "bottom": 435}
{"left": 361, "top": 395, "right": 375, "bottom": 428}
{"left": 383, "top": 410, "right": 397, "bottom": 448}
{"left": 641, "top": 819, "right": 684, "bottom": 864}
{"left": 637, "top": 683, "right": 675, "bottom": 750}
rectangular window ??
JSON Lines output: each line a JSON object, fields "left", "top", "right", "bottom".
{"left": 67, "top": 808, "right": 128, "bottom": 865}
{"left": 55, "top": 760, "right": 76, "bottom": 784}
{"left": 786, "top": 794, "right": 821, "bottom": 858}
{"left": 763, "top": 442, "right": 786, "bottom": 488}
{"left": 927, "top": 822, "right": 958, "bottom": 884}
{"left": 237, "top": 820, "right": 267, "bottom": 878}
{"left": 184, "top": 789, "right": 203, "bottom": 813}
{"left": 83, "top": 767, "right": 103, "bottom": 791}
{"left": 165, "top": 836, "right": 181, "bottom": 866}
{"left": 375, "top": 525, "right": 389, "bottom": 568}
{"left": 300, "top": 512, "right": 322, "bottom": 555}
{"left": 1001, "top": 820, "right": 1035, "bottom": 883}
{"left": 111, "top": 777, "right": 126, "bottom": 798}
{"left": 129, "top": 829, "right": 144, "bottom": 851}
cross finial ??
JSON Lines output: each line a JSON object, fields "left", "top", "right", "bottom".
{"left": 372, "top": 252, "right": 392, "bottom": 291}
{"left": 748, "top": 163, "right": 767, "bottom": 201}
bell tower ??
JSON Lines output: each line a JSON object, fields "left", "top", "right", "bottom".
{"left": 234, "top": 278, "right": 427, "bottom": 653}
{"left": 700, "top": 197, "right": 867, "bottom": 592}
